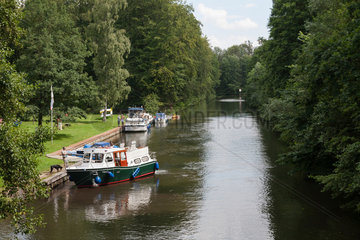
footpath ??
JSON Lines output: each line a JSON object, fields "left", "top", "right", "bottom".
{"left": 41, "top": 126, "right": 123, "bottom": 188}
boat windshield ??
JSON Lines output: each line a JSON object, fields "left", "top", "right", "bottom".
{"left": 129, "top": 110, "right": 144, "bottom": 118}
{"left": 83, "top": 153, "right": 91, "bottom": 163}
{"left": 91, "top": 153, "right": 104, "bottom": 163}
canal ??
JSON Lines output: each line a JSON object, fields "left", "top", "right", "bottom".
{"left": 2, "top": 99, "right": 360, "bottom": 239}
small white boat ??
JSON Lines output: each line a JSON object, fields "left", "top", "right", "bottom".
{"left": 155, "top": 113, "right": 168, "bottom": 127}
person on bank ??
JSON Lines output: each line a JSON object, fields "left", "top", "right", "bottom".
{"left": 61, "top": 147, "right": 68, "bottom": 168}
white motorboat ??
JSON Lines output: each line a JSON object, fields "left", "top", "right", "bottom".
{"left": 124, "top": 107, "right": 152, "bottom": 132}
{"left": 155, "top": 112, "right": 168, "bottom": 127}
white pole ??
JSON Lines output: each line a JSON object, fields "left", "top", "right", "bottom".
{"left": 51, "top": 85, "right": 54, "bottom": 144}
{"left": 51, "top": 107, "right": 53, "bottom": 144}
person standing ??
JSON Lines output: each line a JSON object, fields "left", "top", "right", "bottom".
{"left": 121, "top": 114, "right": 125, "bottom": 126}
{"left": 117, "top": 114, "right": 121, "bottom": 127}
{"left": 61, "top": 147, "right": 68, "bottom": 168}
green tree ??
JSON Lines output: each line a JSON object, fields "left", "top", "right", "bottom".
{"left": 245, "top": 0, "right": 310, "bottom": 108}
{"left": 259, "top": 0, "right": 360, "bottom": 211}
{"left": 288, "top": 0, "right": 360, "bottom": 211}
{"left": 0, "top": 0, "right": 23, "bottom": 51}
{"left": 216, "top": 43, "right": 253, "bottom": 96}
{"left": 144, "top": 93, "right": 162, "bottom": 114}
{"left": 86, "top": 0, "right": 131, "bottom": 121}
{"left": 264, "top": 0, "right": 310, "bottom": 97}
{"left": 245, "top": 62, "right": 267, "bottom": 106}
{"left": 17, "top": 0, "right": 94, "bottom": 125}
{"left": 118, "top": 0, "right": 218, "bottom": 108}
{"left": 0, "top": 0, "right": 48, "bottom": 234}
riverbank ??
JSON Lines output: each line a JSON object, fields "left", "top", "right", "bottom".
{"left": 21, "top": 114, "right": 121, "bottom": 173}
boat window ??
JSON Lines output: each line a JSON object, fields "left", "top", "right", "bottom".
{"left": 141, "top": 156, "right": 149, "bottom": 162}
{"left": 121, "top": 152, "right": 126, "bottom": 160}
{"left": 134, "top": 158, "right": 141, "bottom": 164}
{"left": 83, "top": 153, "right": 90, "bottom": 163}
{"left": 114, "top": 152, "right": 120, "bottom": 163}
{"left": 92, "top": 153, "right": 104, "bottom": 163}
{"left": 105, "top": 153, "right": 113, "bottom": 162}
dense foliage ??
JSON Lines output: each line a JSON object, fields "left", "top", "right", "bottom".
{"left": 245, "top": 0, "right": 310, "bottom": 106}
{"left": 117, "top": 0, "right": 219, "bottom": 109}
{"left": 214, "top": 42, "right": 253, "bottom": 96}
{"left": 0, "top": 0, "right": 49, "bottom": 234}
{"left": 14, "top": 0, "right": 219, "bottom": 122}
{"left": 244, "top": 0, "right": 360, "bottom": 212}
{"left": 17, "top": 0, "right": 95, "bottom": 125}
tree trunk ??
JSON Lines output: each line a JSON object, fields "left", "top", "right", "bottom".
{"left": 103, "top": 101, "right": 107, "bottom": 122}
{"left": 38, "top": 110, "right": 43, "bottom": 126}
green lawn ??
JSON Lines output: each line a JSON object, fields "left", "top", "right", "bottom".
{"left": 21, "top": 114, "right": 120, "bottom": 173}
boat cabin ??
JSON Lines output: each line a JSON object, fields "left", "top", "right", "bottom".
{"left": 156, "top": 112, "right": 166, "bottom": 120}
{"left": 68, "top": 143, "right": 153, "bottom": 170}
{"left": 128, "top": 107, "right": 144, "bottom": 118}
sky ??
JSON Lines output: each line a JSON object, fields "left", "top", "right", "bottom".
{"left": 186, "top": 0, "right": 273, "bottom": 49}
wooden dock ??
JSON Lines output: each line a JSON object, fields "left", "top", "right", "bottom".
{"left": 42, "top": 171, "right": 69, "bottom": 189}
{"left": 42, "top": 126, "right": 123, "bottom": 189}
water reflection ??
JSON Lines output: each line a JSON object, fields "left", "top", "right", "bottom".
{"left": 191, "top": 101, "right": 273, "bottom": 240}
{"left": 85, "top": 180, "right": 159, "bottom": 222}
{"left": 45, "top": 177, "right": 159, "bottom": 222}
{"left": 259, "top": 124, "right": 360, "bottom": 240}
{"left": 155, "top": 121, "right": 168, "bottom": 128}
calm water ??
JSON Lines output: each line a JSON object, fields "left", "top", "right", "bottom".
{"left": 2, "top": 99, "right": 360, "bottom": 239}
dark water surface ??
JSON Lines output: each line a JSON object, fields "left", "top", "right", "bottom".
{"left": 2, "top": 99, "right": 360, "bottom": 240}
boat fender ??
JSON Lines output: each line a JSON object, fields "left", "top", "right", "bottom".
{"left": 95, "top": 176, "right": 102, "bottom": 184}
{"left": 131, "top": 167, "right": 140, "bottom": 179}
{"left": 155, "top": 162, "right": 159, "bottom": 170}
{"left": 107, "top": 171, "right": 114, "bottom": 178}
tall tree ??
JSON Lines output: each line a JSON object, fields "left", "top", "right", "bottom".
{"left": 253, "top": 0, "right": 360, "bottom": 212}
{"left": 280, "top": 0, "right": 360, "bottom": 211}
{"left": 0, "top": 0, "right": 23, "bottom": 51}
{"left": 264, "top": 0, "right": 310, "bottom": 97}
{"left": 117, "top": 0, "right": 218, "bottom": 108}
{"left": 245, "top": 0, "right": 310, "bottom": 107}
{"left": 245, "top": 62, "right": 267, "bottom": 106}
{"left": 0, "top": 0, "right": 48, "bottom": 234}
{"left": 86, "top": 0, "right": 131, "bottom": 121}
{"left": 17, "top": 0, "right": 94, "bottom": 125}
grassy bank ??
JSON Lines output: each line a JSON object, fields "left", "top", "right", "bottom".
{"left": 21, "top": 114, "right": 119, "bottom": 173}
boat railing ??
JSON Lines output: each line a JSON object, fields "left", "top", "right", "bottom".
{"left": 150, "top": 152, "right": 156, "bottom": 160}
